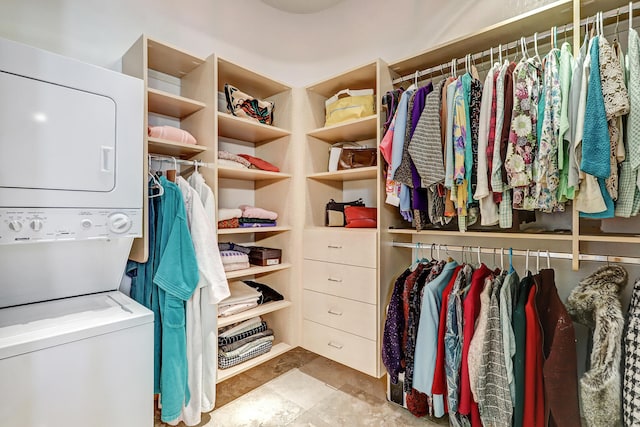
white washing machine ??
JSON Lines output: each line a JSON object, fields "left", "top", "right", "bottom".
{"left": 0, "top": 37, "right": 153, "bottom": 426}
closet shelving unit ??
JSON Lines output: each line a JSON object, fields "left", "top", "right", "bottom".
{"left": 301, "top": 60, "right": 398, "bottom": 377}
{"left": 122, "top": 35, "right": 214, "bottom": 262}
{"left": 380, "top": 0, "right": 638, "bottom": 271}
{"left": 210, "top": 57, "right": 297, "bottom": 383}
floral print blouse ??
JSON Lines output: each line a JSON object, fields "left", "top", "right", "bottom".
{"left": 505, "top": 57, "right": 542, "bottom": 210}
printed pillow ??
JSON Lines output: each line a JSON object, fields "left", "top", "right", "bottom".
{"left": 224, "top": 83, "right": 274, "bottom": 125}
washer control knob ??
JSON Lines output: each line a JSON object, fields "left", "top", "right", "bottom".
{"left": 81, "top": 219, "right": 93, "bottom": 229}
{"left": 8, "top": 220, "right": 23, "bottom": 232}
{"left": 108, "top": 213, "right": 132, "bottom": 234}
{"left": 30, "top": 219, "right": 43, "bottom": 231}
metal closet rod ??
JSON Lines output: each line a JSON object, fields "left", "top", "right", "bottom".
{"left": 148, "top": 154, "right": 214, "bottom": 169}
{"left": 391, "top": 241, "right": 640, "bottom": 265}
{"left": 392, "top": 1, "right": 640, "bottom": 85}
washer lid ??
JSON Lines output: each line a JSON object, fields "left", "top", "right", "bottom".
{"left": 0, "top": 291, "right": 153, "bottom": 359}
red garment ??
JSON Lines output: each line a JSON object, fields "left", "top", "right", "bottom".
{"left": 237, "top": 153, "right": 280, "bottom": 172}
{"left": 432, "top": 265, "right": 463, "bottom": 411}
{"left": 524, "top": 283, "right": 544, "bottom": 427}
{"left": 406, "top": 389, "right": 430, "bottom": 418}
{"left": 458, "top": 264, "right": 492, "bottom": 426}
{"left": 401, "top": 264, "right": 425, "bottom": 364}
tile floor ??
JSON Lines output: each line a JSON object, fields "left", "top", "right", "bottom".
{"left": 155, "top": 347, "right": 448, "bottom": 426}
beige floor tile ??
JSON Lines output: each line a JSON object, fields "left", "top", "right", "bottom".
{"left": 264, "top": 369, "right": 338, "bottom": 410}
{"left": 215, "top": 372, "right": 263, "bottom": 408}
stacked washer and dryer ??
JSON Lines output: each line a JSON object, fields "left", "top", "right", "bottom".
{"left": 0, "top": 38, "right": 154, "bottom": 426}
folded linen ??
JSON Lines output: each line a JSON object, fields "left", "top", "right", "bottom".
{"left": 148, "top": 125, "right": 197, "bottom": 145}
{"left": 239, "top": 205, "right": 278, "bottom": 220}
{"left": 242, "top": 280, "right": 284, "bottom": 304}
{"left": 218, "top": 340, "right": 272, "bottom": 369}
{"left": 219, "top": 250, "right": 249, "bottom": 265}
{"left": 219, "top": 335, "right": 275, "bottom": 359}
{"left": 239, "top": 222, "right": 276, "bottom": 228}
{"left": 218, "top": 208, "right": 243, "bottom": 222}
{"left": 220, "top": 329, "right": 274, "bottom": 353}
{"left": 238, "top": 218, "right": 277, "bottom": 224}
{"left": 218, "top": 321, "right": 268, "bottom": 346}
{"left": 220, "top": 281, "right": 262, "bottom": 306}
{"left": 218, "top": 302, "right": 259, "bottom": 317}
{"left": 218, "top": 243, "right": 251, "bottom": 254}
{"left": 217, "top": 158, "right": 248, "bottom": 169}
{"left": 218, "top": 151, "right": 252, "bottom": 167}
{"left": 219, "top": 317, "right": 262, "bottom": 338}
{"left": 222, "top": 261, "right": 249, "bottom": 272}
{"left": 218, "top": 218, "right": 239, "bottom": 229}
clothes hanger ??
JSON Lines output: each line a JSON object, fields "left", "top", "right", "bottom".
{"left": 533, "top": 32, "right": 540, "bottom": 62}
{"left": 546, "top": 250, "right": 551, "bottom": 270}
{"left": 148, "top": 156, "right": 164, "bottom": 198}
{"left": 536, "top": 250, "right": 540, "bottom": 273}
{"left": 166, "top": 156, "right": 178, "bottom": 182}
{"left": 509, "top": 247, "right": 514, "bottom": 273}
{"left": 470, "top": 54, "right": 480, "bottom": 80}
{"left": 525, "top": 249, "right": 530, "bottom": 273}
{"left": 498, "top": 44, "right": 503, "bottom": 65}
{"left": 500, "top": 247, "right": 505, "bottom": 272}
{"left": 477, "top": 246, "right": 482, "bottom": 267}
{"left": 631, "top": 2, "right": 634, "bottom": 32}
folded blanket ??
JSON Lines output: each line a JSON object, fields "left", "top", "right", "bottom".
{"left": 218, "top": 151, "right": 252, "bottom": 167}
{"left": 218, "top": 301, "right": 259, "bottom": 317}
{"left": 237, "top": 154, "right": 280, "bottom": 172}
{"left": 222, "top": 261, "right": 250, "bottom": 272}
{"left": 218, "top": 340, "right": 273, "bottom": 369}
{"left": 220, "top": 281, "right": 262, "bottom": 306}
{"left": 219, "top": 317, "right": 262, "bottom": 338}
{"left": 239, "top": 222, "right": 276, "bottom": 228}
{"left": 218, "top": 208, "right": 243, "bottom": 221}
{"left": 218, "top": 218, "right": 239, "bottom": 229}
{"left": 239, "top": 205, "right": 278, "bottom": 220}
{"left": 219, "top": 321, "right": 268, "bottom": 345}
{"left": 217, "top": 158, "right": 248, "bottom": 169}
{"left": 220, "top": 329, "right": 274, "bottom": 353}
{"left": 219, "top": 335, "right": 275, "bottom": 359}
{"left": 148, "top": 125, "right": 197, "bottom": 145}
{"left": 242, "top": 280, "right": 284, "bottom": 304}
{"left": 219, "top": 250, "right": 250, "bottom": 264}
{"left": 238, "top": 218, "right": 277, "bottom": 224}
{"left": 218, "top": 242, "right": 251, "bottom": 254}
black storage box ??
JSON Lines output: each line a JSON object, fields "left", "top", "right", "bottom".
{"left": 249, "top": 246, "right": 282, "bottom": 266}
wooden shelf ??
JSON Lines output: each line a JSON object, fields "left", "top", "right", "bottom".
{"left": 306, "top": 62, "right": 377, "bottom": 98}
{"left": 307, "top": 166, "right": 377, "bottom": 182}
{"left": 389, "top": 0, "right": 574, "bottom": 76}
{"left": 218, "top": 300, "right": 293, "bottom": 328}
{"left": 217, "top": 342, "right": 292, "bottom": 383}
{"left": 147, "top": 88, "right": 206, "bottom": 118}
{"left": 217, "top": 166, "right": 291, "bottom": 181}
{"left": 225, "top": 263, "right": 292, "bottom": 280}
{"left": 148, "top": 136, "right": 206, "bottom": 158}
{"left": 387, "top": 228, "right": 573, "bottom": 241}
{"left": 218, "top": 57, "right": 290, "bottom": 99}
{"left": 578, "top": 234, "right": 640, "bottom": 244}
{"left": 218, "top": 226, "right": 292, "bottom": 235}
{"left": 307, "top": 115, "right": 377, "bottom": 142}
{"left": 218, "top": 112, "right": 290, "bottom": 143}
{"left": 147, "top": 38, "right": 205, "bottom": 78}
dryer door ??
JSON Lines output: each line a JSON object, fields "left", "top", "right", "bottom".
{"left": 0, "top": 70, "right": 116, "bottom": 193}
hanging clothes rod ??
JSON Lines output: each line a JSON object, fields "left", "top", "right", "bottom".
{"left": 392, "top": 1, "right": 640, "bottom": 85}
{"left": 148, "top": 154, "right": 214, "bottom": 169}
{"left": 391, "top": 241, "right": 640, "bottom": 265}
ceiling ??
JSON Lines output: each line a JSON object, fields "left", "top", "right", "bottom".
{"left": 260, "top": 0, "right": 345, "bottom": 14}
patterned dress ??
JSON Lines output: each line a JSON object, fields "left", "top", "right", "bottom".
{"left": 505, "top": 57, "right": 542, "bottom": 210}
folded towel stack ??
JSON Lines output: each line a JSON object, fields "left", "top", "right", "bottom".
{"left": 219, "top": 250, "right": 249, "bottom": 272}
{"left": 218, "top": 316, "right": 274, "bottom": 369}
{"left": 218, "top": 280, "right": 285, "bottom": 318}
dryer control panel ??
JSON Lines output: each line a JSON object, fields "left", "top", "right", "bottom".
{"left": 0, "top": 208, "right": 142, "bottom": 244}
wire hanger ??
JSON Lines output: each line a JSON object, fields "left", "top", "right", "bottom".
{"left": 148, "top": 155, "right": 164, "bottom": 198}
{"left": 536, "top": 250, "right": 540, "bottom": 273}
{"left": 631, "top": 2, "right": 634, "bottom": 32}
{"left": 546, "top": 250, "right": 551, "bottom": 270}
{"left": 525, "top": 249, "right": 530, "bottom": 273}
{"left": 500, "top": 248, "right": 505, "bottom": 271}
{"left": 509, "top": 247, "right": 514, "bottom": 273}
{"left": 477, "top": 246, "right": 482, "bottom": 266}
{"left": 499, "top": 44, "right": 503, "bottom": 64}
{"left": 533, "top": 32, "right": 540, "bottom": 60}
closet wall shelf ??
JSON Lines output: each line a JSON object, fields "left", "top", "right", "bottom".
{"left": 147, "top": 39, "right": 204, "bottom": 77}
{"left": 218, "top": 57, "right": 291, "bottom": 99}
{"left": 217, "top": 166, "right": 291, "bottom": 181}
{"left": 307, "top": 167, "right": 377, "bottom": 182}
{"left": 306, "top": 62, "right": 377, "bottom": 98}
{"left": 218, "top": 112, "right": 290, "bottom": 143}
{"left": 388, "top": 0, "right": 574, "bottom": 76}
{"left": 216, "top": 342, "right": 292, "bottom": 383}
{"left": 387, "top": 229, "right": 573, "bottom": 241}
{"left": 147, "top": 88, "right": 206, "bottom": 118}
{"left": 148, "top": 137, "right": 207, "bottom": 159}
{"left": 307, "top": 115, "right": 377, "bottom": 143}
{"left": 578, "top": 234, "right": 640, "bottom": 244}
{"left": 217, "top": 300, "right": 293, "bottom": 328}
{"left": 218, "top": 226, "right": 292, "bottom": 235}
{"left": 225, "top": 263, "right": 292, "bottom": 280}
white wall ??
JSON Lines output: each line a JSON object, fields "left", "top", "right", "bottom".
{"left": 1, "top": 0, "right": 553, "bottom": 86}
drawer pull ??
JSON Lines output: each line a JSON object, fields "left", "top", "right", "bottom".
{"left": 327, "top": 277, "right": 343, "bottom": 283}
{"left": 327, "top": 308, "right": 343, "bottom": 316}
{"left": 327, "top": 245, "right": 342, "bottom": 249}
{"left": 327, "top": 341, "right": 343, "bottom": 350}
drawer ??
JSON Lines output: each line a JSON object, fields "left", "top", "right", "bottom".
{"left": 303, "top": 228, "right": 376, "bottom": 268}
{"left": 302, "top": 319, "right": 376, "bottom": 376}
{"left": 303, "top": 259, "right": 376, "bottom": 304}
{"left": 303, "top": 290, "right": 376, "bottom": 340}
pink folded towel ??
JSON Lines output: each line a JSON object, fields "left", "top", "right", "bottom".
{"left": 239, "top": 205, "right": 278, "bottom": 220}
{"left": 148, "top": 125, "right": 197, "bottom": 145}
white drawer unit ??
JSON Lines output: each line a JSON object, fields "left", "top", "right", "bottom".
{"left": 303, "top": 289, "right": 376, "bottom": 340}
{"left": 303, "top": 259, "right": 376, "bottom": 304}
{"left": 303, "top": 229, "right": 376, "bottom": 268}
{"left": 303, "top": 319, "right": 377, "bottom": 376}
